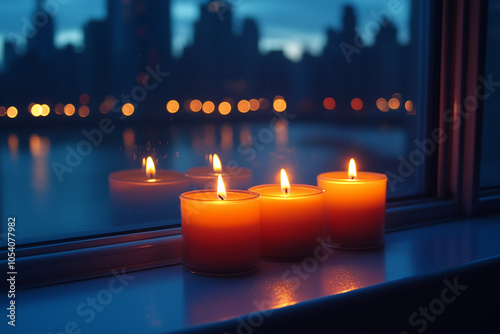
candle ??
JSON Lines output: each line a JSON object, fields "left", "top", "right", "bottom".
{"left": 109, "top": 157, "right": 189, "bottom": 225}
{"left": 181, "top": 175, "right": 260, "bottom": 275}
{"left": 187, "top": 154, "right": 252, "bottom": 190}
{"left": 317, "top": 159, "right": 387, "bottom": 249}
{"left": 249, "top": 169, "right": 324, "bottom": 259}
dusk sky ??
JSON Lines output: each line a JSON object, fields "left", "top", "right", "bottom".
{"left": 0, "top": 0, "right": 410, "bottom": 63}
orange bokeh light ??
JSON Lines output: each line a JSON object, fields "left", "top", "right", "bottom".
{"left": 202, "top": 101, "right": 215, "bottom": 114}
{"left": 323, "top": 97, "right": 336, "bottom": 110}
{"left": 351, "top": 98, "right": 363, "bottom": 110}
{"left": 405, "top": 100, "right": 414, "bottom": 112}
{"left": 0, "top": 106, "right": 6, "bottom": 117}
{"left": 31, "top": 104, "right": 42, "bottom": 117}
{"left": 41, "top": 104, "right": 50, "bottom": 116}
{"left": 122, "top": 103, "right": 135, "bottom": 116}
{"left": 64, "top": 104, "right": 75, "bottom": 116}
{"left": 166, "top": 100, "right": 180, "bottom": 113}
{"left": 218, "top": 101, "right": 231, "bottom": 115}
{"left": 6, "top": 106, "right": 18, "bottom": 118}
{"left": 55, "top": 103, "right": 64, "bottom": 115}
{"left": 249, "top": 98, "right": 260, "bottom": 111}
{"left": 388, "top": 98, "right": 400, "bottom": 109}
{"left": 190, "top": 99, "right": 202, "bottom": 112}
{"left": 273, "top": 98, "right": 287, "bottom": 112}
{"left": 259, "top": 98, "right": 269, "bottom": 110}
{"left": 78, "top": 105, "right": 90, "bottom": 118}
{"left": 238, "top": 100, "right": 250, "bottom": 113}
{"left": 376, "top": 98, "right": 389, "bottom": 112}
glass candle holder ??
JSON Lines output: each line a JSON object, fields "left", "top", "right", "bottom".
{"left": 180, "top": 190, "right": 260, "bottom": 276}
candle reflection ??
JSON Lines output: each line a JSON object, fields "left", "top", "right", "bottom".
{"left": 29, "top": 134, "right": 50, "bottom": 192}
{"left": 239, "top": 123, "right": 252, "bottom": 147}
{"left": 123, "top": 128, "right": 135, "bottom": 153}
{"left": 274, "top": 119, "right": 288, "bottom": 147}
{"left": 221, "top": 124, "right": 233, "bottom": 151}
{"left": 321, "top": 251, "right": 386, "bottom": 296}
{"left": 261, "top": 278, "right": 298, "bottom": 309}
{"left": 203, "top": 124, "right": 216, "bottom": 149}
{"left": 8, "top": 133, "right": 19, "bottom": 161}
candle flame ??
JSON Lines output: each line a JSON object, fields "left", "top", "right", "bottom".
{"left": 281, "top": 169, "right": 290, "bottom": 194}
{"left": 348, "top": 158, "right": 357, "bottom": 179}
{"left": 146, "top": 156, "right": 156, "bottom": 179}
{"left": 142, "top": 157, "right": 146, "bottom": 171}
{"left": 213, "top": 153, "right": 222, "bottom": 173}
{"left": 217, "top": 174, "right": 227, "bottom": 200}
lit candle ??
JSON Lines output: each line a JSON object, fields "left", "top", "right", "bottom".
{"left": 187, "top": 154, "right": 252, "bottom": 190}
{"left": 180, "top": 175, "right": 260, "bottom": 275}
{"left": 109, "top": 157, "right": 189, "bottom": 225}
{"left": 317, "top": 159, "right": 387, "bottom": 249}
{"left": 249, "top": 169, "right": 324, "bottom": 259}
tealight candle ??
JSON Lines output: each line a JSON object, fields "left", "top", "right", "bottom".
{"left": 187, "top": 154, "right": 252, "bottom": 190}
{"left": 249, "top": 169, "right": 324, "bottom": 259}
{"left": 181, "top": 175, "right": 260, "bottom": 276}
{"left": 109, "top": 157, "right": 189, "bottom": 225}
{"left": 317, "top": 159, "right": 387, "bottom": 249}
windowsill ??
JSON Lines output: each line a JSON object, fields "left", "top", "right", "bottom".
{"left": 7, "top": 213, "right": 500, "bottom": 333}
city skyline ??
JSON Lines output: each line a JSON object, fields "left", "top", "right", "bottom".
{"left": 0, "top": 0, "right": 419, "bottom": 123}
{"left": 0, "top": 0, "right": 411, "bottom": 65}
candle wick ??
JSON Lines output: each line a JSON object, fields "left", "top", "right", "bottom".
{"left": 284, "top": 188, "right": 289, "bottom": 194}
{"left": 350, "top": 176, "right": 355, "bottom": 180}
{"left": 218, "top": 194, "right": 224, "bottom": 200}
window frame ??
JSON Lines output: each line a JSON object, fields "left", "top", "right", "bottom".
{"left": 1, "top": 0, "right": 498, "bottom": 290}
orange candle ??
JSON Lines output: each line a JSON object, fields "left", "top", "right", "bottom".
{"left": 181, "top": 175, "right": 260, "bottom": 276}
{"left": 187, "top": 154, "right": 252, "bottom": 190}
{"left": 109, "top": 157, "right": 189, "bottom": 224}
{"left": 249, "top": 169, "right": 324, "bottom": 259}
{"left": 317, "top": 159, "right": 387, "bottom": 249}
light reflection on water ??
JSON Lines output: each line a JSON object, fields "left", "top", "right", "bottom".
{"left": 1, "top": 120, "right": 411, "bottom": 245}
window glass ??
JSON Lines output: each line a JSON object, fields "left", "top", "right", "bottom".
{"left": 0, "top": 0, "right": 435, "bottom": 246}
{"left": 480, "top": 0, "right": 500, "bottom": 189}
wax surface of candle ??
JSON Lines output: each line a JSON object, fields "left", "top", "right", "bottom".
{"left": 181, "top": 190, "right": 260, "bottom": 275}
{"left": 109, "top": 169, "right": 189, "bottom": 224}
{"left": 317, "top": 171, "right": 387, "bottom": 249}
{"left": 249, "top": 184, "right": 324, "bottom": 259}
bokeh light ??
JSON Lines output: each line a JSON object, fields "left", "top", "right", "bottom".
{"left": 6, "top": 106, "right": 18, "bottom": 118}
{"left": 166, "top": 100, "right": 179, "bottom": 113}
{"left": 64, "top": 104, "right": 75, "bottom": 116}
{"left": 351, "top": 98, "right": 363, "bottom": 110}
{"left": 405, "top": 100, "right": 414, "bottom": 113}
{"left": 273, "top": 97, "right": 287, "bottom": 112}
{"left": 190, "top": 99, "right": 202, "bottom": 112}
{"left": 259, "top": 98, "right": 269, "bottom": 110}
{"left": 238, "top": 100, "right": 250, "bottom": 113}
{"left": 376, "top": 98, "right": 389, "bottom": 112}
{"left": 78, "top": 105, "right": 90, "bottom": 118}
{"left": 41, "top": 104, "right": 50, "bottom": 116}
{"left": 31, "top": 104, "right": 42, "bottom": 117}
{"left": 202, "top": 101, "right": 215, "bottom": 114}
{"left": 0, "top": 106, "right": 6, "bottom": 117}
{"left": 323, "top": 97, "right": 336, "bottom": 110}
{"left": 55, "top": 103, "right": 64, "bottom": 115}
{"left": 218, "top": 101, "right": 231, "bottom": 115}
{"left": 388, "top": 98, "right": 400, "bottom": 109}
{"left": 122, "top": 103, "right": 135, "bottom": 116}
{"left": 249, "top": 98, "right": 260, "bottom": 111}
